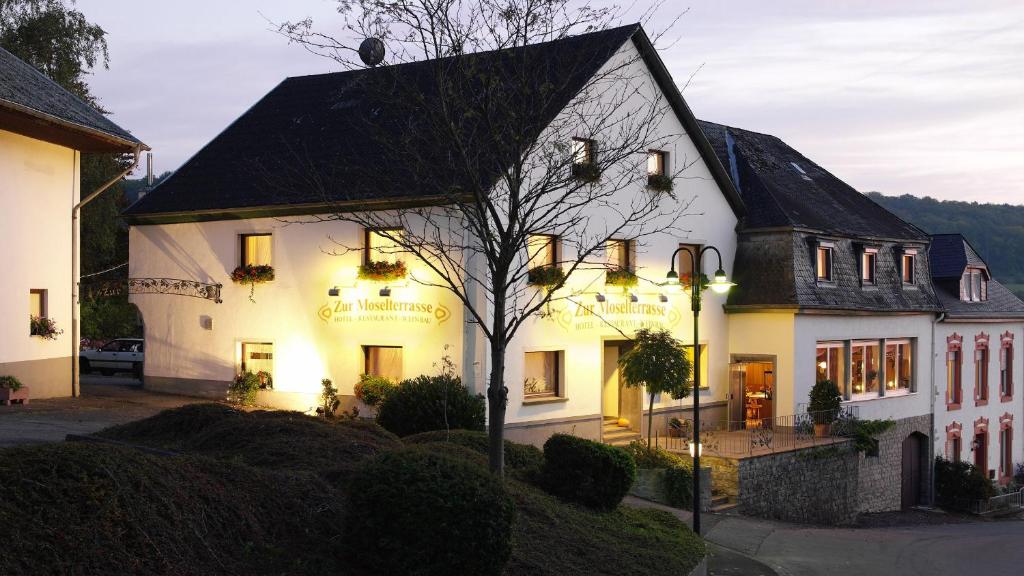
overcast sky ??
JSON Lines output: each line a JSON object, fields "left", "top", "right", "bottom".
{"left": 78, "top": 0, "right": 1023, "bottom": 204}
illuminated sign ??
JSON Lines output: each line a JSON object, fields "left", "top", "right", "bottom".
{"left": 554, "top": 300, "right": 682, "bottom": 331}
{"left": 318, "top": 298, "right": 452, "bottom": 325}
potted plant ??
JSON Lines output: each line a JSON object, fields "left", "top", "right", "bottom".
{"left": 808, "top": 379, "right": 842, "bottom": 438}
{"left": 357, "top": 260, "right": 408, "bottom": 282}
{"left": 527, "top": 265, "right": 566, "bottom": 288}
{"left": 230, "top": 264, "right": 275, "bottom": 303}
{"left": 30, "top": 316, "right": 63, "bottom": 340}
{"left": 647, "top": 173, "right": 674, "bottom": 192}
{"left": 0, "top": 376, "right": 29, "bottom": 406}
{"left": 571, "top": 162, "right": 601, "bottom": 183}
{"left": 605, "top": 268, "right": 639, "bottom": 288}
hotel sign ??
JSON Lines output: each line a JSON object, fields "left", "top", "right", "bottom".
{"left": 318, "top": 298, "right": 452, "bottom": 325}
{"left": 554, "top": 301, "right": 683, "bottom": 331}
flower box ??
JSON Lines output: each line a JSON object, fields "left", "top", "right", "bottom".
{"left": 30, "top": 316, "right": 62, "bottom": 340}
{"left": 527, "top": 265, "right": 566, "bottom": 288}
{"left": 358, "top": 260, "right": 408, "bottom": 282}
{"left": 605, "top": 268, "right": 638, "bottom": 288}
{"left": 0, "top": 385, "right": 29, "bottom": 406}
{"left": 230, "top": 265, "right": 275, "bottom": 284}
{"left": 571, "top": 162, "right": 601, "bottom": 183}
{"left": 647, "top": 173, "right": 674, "bottom": 192}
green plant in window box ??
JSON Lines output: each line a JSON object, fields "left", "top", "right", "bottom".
{"left": 527, "top": 265, "right": 566, "bottom": 288}
{"left": 605, "top": 268, "right": 639, "bottom": 288}
{"left": 230, "top": 264, "right": 275, "bottom": 303}
{"left": 29, "top": 316, "right": 63, "bottom": 340}
{"left": 357, "top": 260, "right": 408, "bottom": 282}
{"left": 807, "top": 379, "right": 842, "bottom": 437}
{"left": 571, "top": 162, "right": 602, "bottom": 183}
{"left": 647, "top": 173, "right": 674, "bottom": 192}
{"left": 679, "top": 272, "right": 709, "bottom": 293}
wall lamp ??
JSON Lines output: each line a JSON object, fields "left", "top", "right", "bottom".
{"left": 379, "top": 287, "right": 392, "bottom": 298}
{"left": 328, "top": 286, "right": 340, "bottom": 297}
{"left": 595, "top": 293, "right": 606, "bottom": 302}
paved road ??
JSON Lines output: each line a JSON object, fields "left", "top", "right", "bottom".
{"left": 0, "top": 375, "right": 202, "bottom": 447}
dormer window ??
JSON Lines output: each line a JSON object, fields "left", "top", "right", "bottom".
{"left": 901, "top": 250, "right": 917, "bottom": 285}
{"left": 861, "top": 248, "right": 877, "bottom": 285}
{"left": 816, "top": 243, "right": 834, "bottom": 282}
{"left": 962, "top": 267, "right": 988, "bottom": 302}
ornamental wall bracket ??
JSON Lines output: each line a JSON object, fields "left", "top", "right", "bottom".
{"left": 81, "top": 278, "right": 223, "bottom": 303}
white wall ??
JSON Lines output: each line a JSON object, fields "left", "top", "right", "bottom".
{"left": 0, "top": 128, "right": 79, "bottom": 398}
{"left": 727, "top": 311, "right": 797, "bottom": 417}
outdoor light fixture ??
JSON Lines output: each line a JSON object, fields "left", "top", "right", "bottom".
{"left": 629, "top": 292, "right": 639, "bottom": 303}
{"left": 659, "top": 293, "right": 668, "bottom": 303}
{"left": 595, "top": 293, "right": 606, "bottom": 302}
{"left": 665, "top": 244, "right": 735, "bottom": 537}
{"left": 379, "top": 287, "right": 392, "bottom": 298}
{"left": 328, "top": 286, "right": 340, "bottom": 297}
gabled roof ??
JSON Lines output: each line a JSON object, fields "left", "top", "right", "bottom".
{"left": 928, "top": 233, "right": 1024, "bottom": 320}
{"left": 0, "top": 47, "right": 143, "bottom": 152}
{"left": 698, "top": 120, "right": 925, "bottom": 242}
{"left": 123, "top": 24, "right": 743, "bottom": 224}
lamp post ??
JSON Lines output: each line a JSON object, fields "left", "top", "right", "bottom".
{"left": 666, "top": 245, "right": 734, "bottom": 535}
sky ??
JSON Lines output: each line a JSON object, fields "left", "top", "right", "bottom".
{"left": 77, "top": 0, "right": 1024, "bottom": 205}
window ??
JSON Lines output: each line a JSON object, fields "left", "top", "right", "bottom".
{"left": 241, "top": 342, "right": 273, "bottom": 377}
{"left": 524, "top": 351, "right": 563, "bottom": 398}
{"left": 1001, "top": 333, "right": 1014, "bottom": 401}
{"left": 571, "top": 138, "right": 595, "bottom": 165}
{"left": 975, "top": 334, "right": 990, "bottom": 405}
{"left": 364, "top": 346, "right": 403, "bottom": 381}
{"left": 606, "top": 239, "right": 632, "bottom": 272}
{"left": 815, "top": 342, "right": 845, "bottom": 389}
{"left": 901, "top": 251, "right": 916, "bottom": 285}
{"left": 851, "top": 341, "right": 880, "bottom": 397}
{"left": 29, "top": 289, "right": 46, "bottom": 319}
{"left": 677, "top": 243, "right": 701, "bottom": 284}
{"left": 947, "top": 334, "right": 963, "bottom": 408}
{"left": 239, "top": 234, "right": 272, "bottom": 267}
{"left": 884, "top": 340, "right": 913, "bottom": 395}
{"left": 816, "top": 245, "right": 833, "bottom": 282}
{"left": 963, "top": 268, "right": 988, "bottom": 302}
{"left": 974, "top": 418, "right": 989, "bottom": 474}
{"left": 1000, "top": 421, "right": 1013, "bottom": 483}
{"left": 647, "top": 149, "right": 668, "bottom": 179}
{"left": 861, "top": 249, "right": 877, "bottom": 285}
{"left": 527, "top": 234, "right": 557, "bottom": 270}
{"left": 364, "top": 228, "right": 403, "bottom": 264}
{"left": 684, "top": 344, "right": 709, "bottom": 390}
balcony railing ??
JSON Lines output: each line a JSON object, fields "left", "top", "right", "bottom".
{"left": 970, "top": 489, "right": 1024, "bottom": 515}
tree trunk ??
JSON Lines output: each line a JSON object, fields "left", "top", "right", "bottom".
{"left": 647, "top": 392, "right": 655, "bottom": 448}
{"left": 487, "top": 340, "right": 508, "bottom": 477}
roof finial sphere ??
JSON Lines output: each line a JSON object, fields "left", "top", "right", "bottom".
{"left": 359, "top": 38, "right": 386, "bottom": 67}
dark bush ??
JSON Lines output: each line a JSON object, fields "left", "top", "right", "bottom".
{"left": 404, "top": 429, "right": 544, "bottom": 472}
{"left": 625, "top": 441, "right": 693, "bottom": 509}
{"left": 934, "top": 456, "right": 995, "bottom": 510}
{"left": 663, "top": 465, "right": 694, "bottom": 509}
{"left": 353, "top": 373, "right": 395, "bottom": 406}
{"left": 542, "top": 434, "right": 636, "bottom": 510}
{"left": 376, "top": 374, "right": 485, "bottom": 437}
{"left": 347, "top": 446, "right": 515, "bottom": 576}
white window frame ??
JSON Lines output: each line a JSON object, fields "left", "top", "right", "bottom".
{"left": 883, "top": 339, "right": 914, "bottom": 396}
{"left": 861, "top": 248, "right": 877, "bottom": 286}
{"left": 901, "top": 250, "right": 917, "bottom": 285}
{"left": 816, "top": 242, "right": 835, "bottom": 283}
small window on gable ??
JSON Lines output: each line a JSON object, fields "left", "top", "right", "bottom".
{"left": 364, "top": 228, "right": 403, "bottom": 264}
{"left": 901, "top": 251, "right": 917, "bottom": 285}
{"left": 816, "top": 244, "right": 833, "bottom": 282}
{"left": 606, "top": 238, "right": 633, "bottom": 272}
{"left": 240, "top": 234, "right": 272, "bottom": 267}
{"left": 572, "top": 138, "right": 596, "bottom": 166}
{"left": 647, "top": 150, "right": 667, "bottom": 176}
{"left": 861, "top": 248, "right": 877, "bottom": 285}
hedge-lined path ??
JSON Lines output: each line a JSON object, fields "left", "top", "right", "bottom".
{"left": 0, "top": 375, "right": 203, "bottom": 446}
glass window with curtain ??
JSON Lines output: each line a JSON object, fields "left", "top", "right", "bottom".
{"left": 684, "top": 344, "right": 709, "bottom": 390}
{"left": 241, "top": 342, "right": 273, "bottom": 376}
{"left": 365, "top": 228, "right": 403, "bottom": 264}
{"left": 29, "top": 289, "right": 46, "bottom": 319}
{"left": 364, "top": 346, "right": 403, "bottom": 381}
{"left": 647, "top": 150, "right": 667, "bottom": 176}
{"left": 851, "top": 341, "right": 880, "bottom": 397}
{"left": 816, "top": 342, "right": 844, "bottom": 389}
{"left": 524, "top": 351, "right": 562, "bottom": 397}
{"left": 1001, "top": 427, "right": 1013, "bottom": 479}
{"left": 902, "top": 253, "right": 916, "bottom": 284}
{"left": 606, "top": 239, "right": 632, "bottom": 271}
{"left": 947, "top": 347, "right": 962, "bottom": 405}
{"left": 1001, "top": 340, "right": 1013, "bottom": 398}
{"left": 816, "top": 246, "right": 833, "bottom": 281}
{"left": 861, "top": 250, "right": 876, "bottom": 284}
{"left": 976, "top": 344, "right": 989, "bottom": 402}
{"left": 527, "top": 234, "right": 557, "bottom": 270}
{"left": 884, "top": 340, "right": 913, "bottom": 394}
{"left": 240, "top": 234, "right": 272, "bottom": 267}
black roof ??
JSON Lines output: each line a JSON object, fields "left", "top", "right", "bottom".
{"left": 928, "top": 233, "right": 1024, "bottom": 319}
{"left": 698, "top": 120, "right": 925, "bottom": 242}
{"left": 0, "top": 47, "right": 142, "bottom": 151}
{"left": 124, "top": 25, "right": 743, "bottom": 223}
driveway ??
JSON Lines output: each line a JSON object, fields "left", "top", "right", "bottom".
{"left": 0, "top": 374, "right": 205, "bottom": 447}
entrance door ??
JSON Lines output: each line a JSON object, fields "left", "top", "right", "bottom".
{"left": 728, "top": 363, "right": 746, "bottom": 426}
{"left": 603, "top": 342, "right": 640, "bottom": 433}
{"left": 901, "top": 434, "right": 924, "bottom": 509}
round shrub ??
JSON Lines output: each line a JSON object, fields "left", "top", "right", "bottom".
{"left": 376, "top": 374, "right": 485, "bottom": 437}
{"left": 347, "top": 446, "right": 515, "bottom": 576}
{"left": 541, "top": 434, "right": 636, "bottom": 510}
{"left": 935, "top": 456, "right": 995, "bottom": 510}
{"left": 663, "top": 465, "right": 694, "bottom": 509}
{"left": 353, "top": 374, "right": 395, "bottom": 407}
{"left": 404, "top": 429, "right": 544, "bottom": 471}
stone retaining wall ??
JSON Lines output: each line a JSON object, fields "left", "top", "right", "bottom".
{"left": 857, "top": 414, "right": 932, "bottom": 512}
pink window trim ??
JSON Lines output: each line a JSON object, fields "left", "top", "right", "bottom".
{"left": 975, "top": 333, "right": 989, "bottom": 407}
{"left": 1000, "top": 332, "right": 1014, "bottom": 403}
{"left": 947, "top": 333, "right": 962, "bottom": 410}
{"left": 945, "top": 422, "right": 962, "bottom": 462}
{"left": 974, "top": 417, "right": 990, "bottom": 477}
{"left": 999, "top": 413, "right": 1013, "bottom": 485}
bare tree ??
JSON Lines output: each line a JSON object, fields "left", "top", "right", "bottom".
{"left": 270, "top": 0, "right": 699, "bottom": 476}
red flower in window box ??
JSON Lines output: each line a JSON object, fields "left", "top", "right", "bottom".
{"left": 30, "top": 316, "right": 62, "bottom": 340}
{"left": 358, "top": 260, "right": 408, "bottom": 282}
{"left": 231, "top": 265, "right": 274, "bottom": 303}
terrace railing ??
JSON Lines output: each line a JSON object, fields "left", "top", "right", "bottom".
{"left": 970, "top": 489, "right": 1024, "bottom": 515}
{"left": 655, "top": 405, "right": 860, "bottom": 458}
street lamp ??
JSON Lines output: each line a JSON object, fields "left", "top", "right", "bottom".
{"left": 666, "top": 245, "right": 734, "bottom": 535}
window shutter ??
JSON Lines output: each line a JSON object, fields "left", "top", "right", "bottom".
{"left": 960, "top": 274, "right": 968, "bottom": 301}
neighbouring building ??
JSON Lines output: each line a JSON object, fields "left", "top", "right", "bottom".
{"left": 0, "top": 47, "right": 144, "bottom": 398}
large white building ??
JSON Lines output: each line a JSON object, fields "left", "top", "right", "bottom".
{"left": 0, "top": 47, "right": 144, "bottom": 399}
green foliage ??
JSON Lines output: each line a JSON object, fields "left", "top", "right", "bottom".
{"left": 228, "top": 371, "right": 261, "bottom": 406}
{"left": 319, "top": 378, "right": 340, "bottom": 417}
{"left": 29, "top": 315, "right": 62, "bottom": 340}
{"left": 605, "top": 267, "right": 639, "bottom": 287}
{"left": 80, "top": 296, "right": 141, "bottom": 340}
{"left": 404, "top": 429, "right": 544, "bottom": 473}
{"left": 353, "top": 373, "right": 395, "bottom": 407}
{"left": 625, "top": 440, "right": 688, "bottom": 469}
{"left": 541, "top": 434, "right": 636, "bottom": 510}
{"left": 0, "top": 376, "right": 23, "bottom": 391}
{"left": 571, "top": 162, "right": 602, "bottom": 182}
{"left": 852, "top": 419, "right": 896, "bottom": 456}
{"left": 347, "top": 446, "right": 515, "bottom": 576}
{"left": 647, "top": 173, "right": 674, "bottom": 192}
{"left": 527, "top": 264, "right": 566, "bottom": 287}
{"left": 663, "top": 465, "right": 694, "bottom": 509}
{"left": 808, "top": 380, "right": 842, "bottom": 424}
{"left": 934, "top": 456, "right": 995, "bottom": 510}
{"left": 376, "top": 373, "right": 485, "bottom": 437}
{"left": 625, "top": 441, "right": 693, "bottom": 509}
{"left": 619, "top": 328, "right": 692, "bottom": 445}
{"left": 357, "top": 260, "right": 408, "bottom": 281}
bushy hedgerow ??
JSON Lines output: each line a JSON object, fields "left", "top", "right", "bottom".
{"left": 404, "top": 429, "right": 544, "bottom": 472}
{"left": 625, "top": 441, "right": 693, "bottom": 509}
{"left": 934, "top": 457, "right": 995, "bottom": 510}
{"left": 347, "top": 446, "right": 515, "bottom": 576}
{"left": 663, "top": 465, "right": 694, "bottom": 509}
{"left": 376, "top": 374, "right": 485, "bottom": 437}
{"left": 541, "top": 434, "right": 636, "bottom": 510}
{"left": 353, "top": 374, "right": 395, "bottom": 407}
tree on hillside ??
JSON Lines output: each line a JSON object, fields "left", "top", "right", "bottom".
{"left": 273, "top": 0, "right": 696, "bottom": 475}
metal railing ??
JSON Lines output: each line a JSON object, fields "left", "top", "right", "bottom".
{"left": 655, "top": 406, "right": 860, "bottom": 458}
{"left": 970, "top": 489, "right": 1024, "bottom": 515}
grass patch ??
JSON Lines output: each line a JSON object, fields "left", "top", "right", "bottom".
{"left": 404, "top": 429, "right": 544, "bottom": 473}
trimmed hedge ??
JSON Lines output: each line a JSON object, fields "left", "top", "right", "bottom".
{"left": 404, "top": 429, "right": 544, "bottom": 472}
{"left": 626, "top": 441, "right": 693, "bottom": 509}
{"left": 347, "top": 446, "right": 515, "bottom": 576}
{"left": 376, "top": 374, "right": 485, "bottom": 437}
{"left": 542, "top": 434, "right": 636, "bottom": 510}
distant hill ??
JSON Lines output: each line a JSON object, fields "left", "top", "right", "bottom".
{"left": 867, "top": 192, "right": 1024, "bottom": 298}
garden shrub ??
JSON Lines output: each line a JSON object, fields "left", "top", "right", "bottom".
{"left": 353, "top": 373, "right": 395, "bottom": 406}
{"left": 376, "top": 374, "right": 485, "bottom": 437}
{"left": 542, "top": 434, "right": 636, "bottom": 510}
{"left": 404, "top": 429, "right": 544, "bottom": 472}
{"left": 625, "top": 441, "right": 693, "bottom": 509}
{"left": 934, "top": 456, "right": 995, "bottom": 510}
{"left": 0, "top": 375, "right": 24, "bottom": 390}
{"left": 625, "top": 440, "right": 689, "bottom": 469}
{"left": 347, "top": 446, "right": 515, "bottom": 576}
{"left": 663, "top": 465, "right": 694, "bottom": 509}
{"left": 228, "top": 371, "right": 261, "bottom": 405}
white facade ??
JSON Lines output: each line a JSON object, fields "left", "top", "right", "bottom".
{"left": 0, "top": 128, "right": 80, "bottom": 398}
